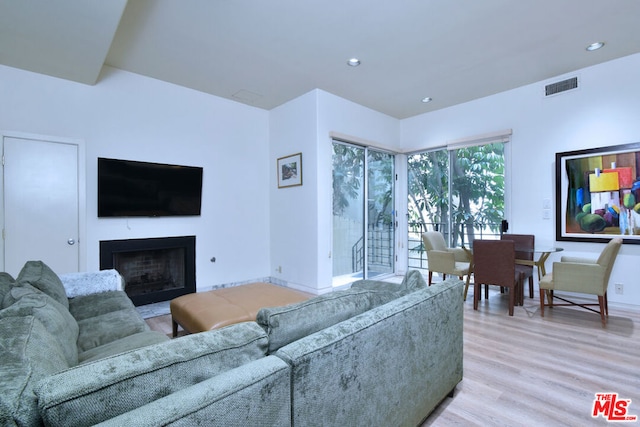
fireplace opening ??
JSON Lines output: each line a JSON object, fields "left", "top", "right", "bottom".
{"left": 100, "top": 236, "right": 196, "bottom": 306}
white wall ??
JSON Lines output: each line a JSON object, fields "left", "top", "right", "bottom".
{"left": 0, "top": 64, "right": 271, "bottom": 290}
{"left": 269, "top": 91, "right": 320, "bottom": 293}
{"left": 270, "top": 89, "right": 400, "bottom": 293}
{"left": 401, "top": 53, "right": 640, "bottom": 306}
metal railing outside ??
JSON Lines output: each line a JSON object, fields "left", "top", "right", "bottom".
{"left": 408, "top": 221, "right": 500, "bottom": 270}
{"left": 352, "top": 222, "right": 394, "bottom": 273}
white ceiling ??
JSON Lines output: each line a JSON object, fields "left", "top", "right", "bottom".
{"left": 2, "top": 0, "right": 640, "bottom": 119}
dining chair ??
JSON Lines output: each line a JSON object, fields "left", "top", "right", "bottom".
{"left": 421, "top": 231, "right": 472, "bottom": 294}
{"left": 472, "top": 239, "right": 524, "bottom": 316}
{"left": 501, "top": 233, "right": 535, "bottom": 298}
{"left": 539, "top": 237, "right": 622, "bottom": 325}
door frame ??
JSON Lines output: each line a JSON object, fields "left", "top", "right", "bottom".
{"left": 0, "top": 130, "right": 86, "bottom": 272}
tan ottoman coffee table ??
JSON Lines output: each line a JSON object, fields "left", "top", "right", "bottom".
{"left": 170, "top": 282, "right": 312, "bottom": 337}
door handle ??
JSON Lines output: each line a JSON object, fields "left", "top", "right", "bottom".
{"left": 67, "top": 239, "right": 76, "bottom": 245}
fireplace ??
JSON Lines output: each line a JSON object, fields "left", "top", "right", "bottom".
{"left": 100, "top": 236, "right": 196, "bottom": 306}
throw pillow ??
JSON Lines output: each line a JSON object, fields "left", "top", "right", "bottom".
{"left": 0, "top": 316, "right": 69, "bottom": 427}
{"left": 58, "top": 269, "right": 124, "bottom": 298}
{"left": 16, "top": 260, "right": 68, "bottom": 309}
{"left": 351, "top": 270, "right": 427, "bottom": 296}
{"left": 399, "top": 269, "right": 428, "bottom": 293}
{"left": 0, "top": 272, "right": 15, "bottom": 305}
{"left": 1, "top": 285, "right": 79, "bottom": 366}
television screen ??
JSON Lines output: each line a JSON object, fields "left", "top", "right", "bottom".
{"left": 98, "top": 158, "right": 203, "bottom": 217}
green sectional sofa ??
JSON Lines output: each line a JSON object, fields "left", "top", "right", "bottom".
{"left": 1, "top": 262, "right": 463, "bottom": 426}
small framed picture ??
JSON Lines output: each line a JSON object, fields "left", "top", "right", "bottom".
{"left": 277, "top": 152, "right": 302, "bottom": 188}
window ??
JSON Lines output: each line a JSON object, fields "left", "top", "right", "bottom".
{"left": 332, "top": 140, "right": 395, "bottom": 286}
{"left": 407, "top": 132, "right": 510, "bottom": 270}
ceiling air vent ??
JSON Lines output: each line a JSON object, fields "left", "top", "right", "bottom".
{"left": 545, "top": 77, "right": 578, "bottom": 96}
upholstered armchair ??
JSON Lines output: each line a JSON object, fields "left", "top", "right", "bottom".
{"left": 539, "top": 237, "right": 622, "bottom": 325}
{"left": 421, "top": 231, "right": 472, "bottom": 295}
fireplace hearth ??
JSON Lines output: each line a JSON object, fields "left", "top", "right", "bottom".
{"left": 100, "top": 236, "right": 196, "bottom": 306}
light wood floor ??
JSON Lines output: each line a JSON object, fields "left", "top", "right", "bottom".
{"left": 146, "top": 287, "right": 640, "bottom": 427}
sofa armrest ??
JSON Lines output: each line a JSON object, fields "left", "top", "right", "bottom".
{"left": 58, "top": 270, "right": 124, "bottom": 298}
{"left": 552, "top": 262, "right": 607, "bottom": 295}
{"left": 94, "top": 356, "right": 291, "bottom": 427}
{"left": 560, "top": 256, "right": 596, "bottom": 264}
{"left": 448, "top": 247, "right": 470, "bottom": 263}
{"left": 427, "top": 250, "right": 456, "bottom": 270}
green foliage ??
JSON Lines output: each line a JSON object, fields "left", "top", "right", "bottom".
{"left": 332, "top": 144, "right": 363, "bottom": 216}
{"left": 408, "top": 142, "right": 505, "bottom": 246}
{"left": 332, "top": 144, "right": 394, "bottom": 225}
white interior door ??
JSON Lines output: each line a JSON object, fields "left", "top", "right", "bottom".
{"left": 3, "top": 136, "right": 80, "bottom": 276}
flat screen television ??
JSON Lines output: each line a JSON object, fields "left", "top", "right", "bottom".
{"left": 98, "top": 157, "right": 203, "bottom": 217}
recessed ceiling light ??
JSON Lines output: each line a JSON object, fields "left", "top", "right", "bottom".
{"left": 347, "top": 58, "right": 361, "bottom": 67}
{"left": 586, "top": 42, "right": 605, "bottom": 51}
{"left": 421, "top": 97, "right": 433, "bottom": 103}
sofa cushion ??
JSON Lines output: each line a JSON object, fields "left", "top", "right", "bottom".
{"left": 35, "top": 322, "right": 269, "bottom": 427}
{"left": 256, "top": 288, "right": 380, "bottom": 353}
{"left": 78, "top": 331, "right": 170, "bottom": 364}
{"left": 0, "top": 272, "right": 15, "bottom": 304}
{"left": 0, "top": 316, "right": 69, "bottom": 427}
{"left": 1, "top": 285, "right": 79, "bottom": 366}
{"left": 76, "top": 307, "right": 150, "bottom": 353}
{"left": 17, "top": 260, "right": 69, "bottom": 309}
{"left": 68, "top": 290, "right": 135, "bottom": 321}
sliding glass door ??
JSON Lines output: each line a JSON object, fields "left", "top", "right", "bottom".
{"left": 408, "top": 141, "right": 507, "bottom": 269}
{"left": 332, "top": 141, "right": 394, "bottom": 286}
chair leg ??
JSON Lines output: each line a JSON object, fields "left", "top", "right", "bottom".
{"left": 463, "top": 275, "right": 471, "bottom": 301}
{"left": 539, "top": 289, "right": 545, "bottom": 317}
{"left": 172, "top": 319, "right": 178, "bottom": 338}
{"left": 473, "top": 282, "right": 480, "bottom": 310}
{"left": 508, "top": 288, "right": 515, "bottom": 316}
{"left": 604, "top": 292, "right": 609, "bottom": 316}
{"left": 598, "top": 295, "right": 607, "bottom": 325}
{"left": 528, "top": 277, "right": 534, "bottom": 298}
{"left": 428, "top": 271, "right": 433, "bottom": 286}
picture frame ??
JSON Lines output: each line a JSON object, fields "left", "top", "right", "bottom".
{"left": 556, "top": 142, "right": 640, "bottom": 244}
{"left": 277, "top": 152, "right": 303, "bottom": 188}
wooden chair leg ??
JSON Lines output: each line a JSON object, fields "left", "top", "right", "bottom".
{"left": 508, "top": 288, "right": 515, "bottom": 316}
{"left": 539, "top": 289, "right": 545, "bottom": 317}
{"left": 172, "top": 319, "right": 178, "bottom": 338}
{"left": 528, "top": 277, "right": 534, "bottom": 298}
{"left": 473, "top": 282, "right": 480, "bottom": 310}
{"left": 463, "top": 275, "right": 471, "bottom": 301}
{"left": 598, "top": 295, "right": 607, "bottom": 325}
{"left": 428, "top": 271, "right": 433, "bottom": 286}
{"left": 604, "top": 292, "right": 609, "bottom": 316}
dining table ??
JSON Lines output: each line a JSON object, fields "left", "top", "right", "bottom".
{"left": 514, "top": 247, "right": 564, "bottom": 279}
{"left": 463, "top": 244, "right": 564, "bottom": 280}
